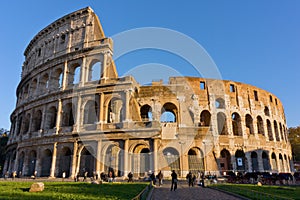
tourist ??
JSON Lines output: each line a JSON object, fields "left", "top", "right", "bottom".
{"left": 84, "top": 171, "right": 88, "bottom": 181}
{"left": 157, "top": 171, "right": 163, "bottom": 186}
{"left": 127, "top": 172, "right": 133, "bottom": 182}
{"left": 186, "top": 171, "right": 194, "bottom": 187}
{"left": 170, "top": 170, "right": 178, "bottom": 191}
{"left": 12, "top": 171, "right": 16, "bottom": 180}
{"left": 150, "top": 172, "right": 156, "bottom": 186}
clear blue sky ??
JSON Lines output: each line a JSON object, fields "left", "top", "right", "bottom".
{"left": 0, "top": 1, "right": 299, "bottom": 129}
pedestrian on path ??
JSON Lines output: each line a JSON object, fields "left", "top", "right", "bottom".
{"left": 170, "top": 170, "right": 178, "bottom": 191}
{"left": 157, "top": 170, "right": 163, "bottom": 186}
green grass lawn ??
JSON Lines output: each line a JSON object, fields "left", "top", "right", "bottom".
{"left": 211, "top": 184, "right": 300, "bottom": 200}
{"left": 0, "top": 181, "right": 148, "bottom": 200}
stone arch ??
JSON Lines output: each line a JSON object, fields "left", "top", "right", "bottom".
{"left": 22, "top": 113, "right": 31, "bottom": 134}
{"left": 62, "top": 103, "right": 75, "bottom": 127}
{"left": 279, "top": 153, "right": 284, "bottom": 172}
{"left": 162, "top": 147, "right": 180, "bottom": 175}
{"left": 68, "top": 63, "right": 81, "bottom": 85}
{"left": 107, "top": 97, "right": 123, "bottom": 123}
{"left": 28, "top": 150, "right": 37, "bottom": 176}
{"left": 131, "top": 144, "right": 151, "bottom": 177}
{"left": 59, "top": 147, "right": 72, "bottom": 177}
{"left": 39, "top": 73, "right": 49, "bottom": 92}
{"left": 32, "top": 110, "right": 42, "bottom": 132}
{"left": 140, "top": 104, "right": 152, "bottom": 121}
{"left": 256, "top": 116, "right": 264, "bottom": 135}
{"left": 215, "top": 98, "right": 225, "bottom": 109}
{"left": 274, "top": 121, "right": 280, "bottom": 141}
{"left": 45, "top": 106, "right": 57, "bottom": 129}
{"left": 235, "top": 149, "right": 245, "bottom": 171}
{"left": 220, "top": 149, "right": 231, "bottom": 173}
{"left": 262, "top": 151, "right": 270, "bottom": 171}
{"left": 17, "top": 151, "right": 25, "bottom": 175}
{"left": 87, "top": 60, "right": 102, "bottom": 82}
{"left": 200, "top": 110, "right": 211, "bottom": 126}
{"left": 264, "top": 106, "right": 270, "bottom": 116}
{"left": 251, "top": 151, "right": 258, "bottom": 172}
{"left": 188, "top": 147, "right": 204, "bottom": 174}
{"left": 217, "top": 112, "right": 227, "bottom": 135}
{"left": 245, "top": 114, "right": 254, "bottom": 135}
{"left": 41, "top": 149, "right": 52, "bottom": 177}
{"left": 267, "top": 120, "right": 273, "bottom": 141}
{"left": 17, "top": 115, "right": 23, "bottom": 136}
{"left": 30, "top": 78, "right": 38, "bottom": 96}
{"left": 52, "top": 68, "right": 63, "bottom": 89}
{"left": 232, "top": 112, "right": 242, "bottom": 136}
{"left": 79, "top": 147, "right": 95, "bottom": 177}
{"left": 104, "top": 144, "right": 121, "bottom": 177}
{"left": 161, "top": 102, "right": 178, "bottom": 123}
{"left": 83, "top": 100, "right": 98, "bottom": 124}
{"left": 271, "top": 152, "right": 277, "bottom": 171}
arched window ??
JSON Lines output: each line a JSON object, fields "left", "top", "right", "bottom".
{"left": 107, "top": 98, "right": 123, "bottom": 123}
{"left": 39, "top": 73, "right": 49, "bottom": 92}
{"left": 232, "top": 113, "right": 242, "bottom": 136}
{"left": 220, "top": 149, "right": 231, "bottom": 173}
{"left": 22, "top": 113, "right": 31, "bottom": 134}
{"left": 83, "top": 100, "right": 98, "bottom": 124}
{"left": 267, "top": 120, "right": 273, "bottom": 141}
{"left": 262, "top": 151, "right": 270, "bottom": 171}
{"left": 32, "top": 110, "right": 42, "bottom": 131}
{"left": 271, "top": 152, "right": 277, "bottom": 171}
{"left": 68, "top": 64, "right": 81, "bottom": 85}
{"left": 256, "top": 116, "right": 264, "bottom": 135}
{"left": 161, "top": 103, "right": 177, "bottom": 123}
{"left": 200, "top": 110, "right": 211, "bottom": 126}
{"left": 52, "top": 68, "right": 63, "bottom": 89}
{"left": 59, "top": 147, "right": 72, "bottom": 177}
{"left": 45, "top": 106, "right": 57, "bottom": 129}
{"left": 217, "top": 112, "right": 227, "bottom": 135}
{"left": 30, "top": 79, "right": 38, "bottom": 96}
{"left": 140, "top": 104, "right": 152, "bottom": 121}
{"left": 188, "top": 148, "right": 204, "bottom": 174}
{"left": 41, "top": 149, "right": 52, "bottom": 177}
{"left": 62, "top": 103, "right": 75, "bottom": 127}
{"left": 163, "top": 147, "right": 180, "bottom": 175}
{"left": 235, "top": 150, "right": 245, "bottom": 171}
{"left": 274, "top": 121, "right": 280, "bottom": 141}
{"left": 251, "top": 152, "right": 258, "bottom": 172}
{"left": 264, "top": 106, "right": 270, "bottom": 116}
{"left": 245, "top": 114, "right": 254, "bottom": 135}
{"left": 88, "top": 61, "right": 101, "bottom": 82}
{"left": 215, "top": 98, "right": 225, "bottom": 109}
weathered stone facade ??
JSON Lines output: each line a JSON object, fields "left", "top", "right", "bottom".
{"left": 4, "top": 7, "right": 292, "bottom": 178}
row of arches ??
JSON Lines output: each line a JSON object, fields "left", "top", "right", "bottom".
{"left": 18, "top": 61, "right": 102, "bottom": 103}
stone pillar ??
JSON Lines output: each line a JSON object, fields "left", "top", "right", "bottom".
{"left": 98, "top": 92, "right": 104, "bottom": 130}
{"left": 257, "top": 151, "right": 264, "bottom": 172}
{"left": 40, "top": 105, "right": 47, "bottom": 136}
{"left": 55, "top": 99, "right": 62, "bottom": 134}
{"left": 79, "top": 56, "right": 86, "bottom": 87}
{"left": 153, "top": 139, "right": 158, "bottom": 174}
{"left": 13, "top": 150, "right": 19, "bottom": 172}
{"left": 123, "top": 139, "right": 129, "bottom": 176}
{"left": 62, "top": 61, "right": 68, "bottom": 90}
{"left": 50, "top": 142, "right": 57, "bottom": 177}
{"left": 124, "top": 90, "right": 131, "bottom": 122}
{"left": 245, "top": 153, "right": 252, "bottom": 172}
{"left": 70, "top": 141, "right": 78, "bottom": 178}
{"left": 95, "top": 140, "right": 102, "bottom": 175}
{"left": 75, "top": 97, "right": 82, "bottom": 132}
{"left": 101, "top": 53, "right": 108, "bottom": 82}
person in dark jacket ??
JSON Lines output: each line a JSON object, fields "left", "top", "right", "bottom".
{"left": 170, "top": 170, "right": 178, "bottom": 191}
{"left": 157, "top": 171, "right": 164, "bottom": 186}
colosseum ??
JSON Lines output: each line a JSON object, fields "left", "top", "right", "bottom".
{"left": 4, "top": 7, "right": 293, "bottom": 179}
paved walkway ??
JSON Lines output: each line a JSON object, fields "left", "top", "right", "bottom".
{"left": 149, "top": 180, "right": 244, "bottom": 200}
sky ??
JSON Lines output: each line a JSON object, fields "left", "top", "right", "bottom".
{"left": 0, "top": 1, "right": 299, "bottom": 130}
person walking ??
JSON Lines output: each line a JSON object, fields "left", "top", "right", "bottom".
{"left": 170, "top": 170, "right": 178, "bottom": 191}
{"left": 186, "top": 171, "right": 194, "bottom": 187}
{"left": 157, "top": 171, "right": 163, "bottom": 186}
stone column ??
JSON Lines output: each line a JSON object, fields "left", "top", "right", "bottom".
{"left": 70, "top": 141, "right": 78, "bottom": 178}
{"left": 75, "top": 97, "right": 82, "bottom": 132}
{"left": 98, "top": 92, "right": 104, "bottom": 130}
{"left": 257, "top": 151, "right": 264, "bottom": 172}
{"left": 245, "top": 153, "right": 252, "bottom": 172}
{"left": 101, "top": 53, "right": 108, "bottom": 82}
{"left": 62, "top": 61, "right": 68, "bottom": 90}
{"left": 79, "top": 56, "right": 86, "bottom": 87}
{"left": 95, "top": 140, "right": 102, "bottom": 175}
{"left": 50, "top": 142, "right": 57, "bottom": 177}
{"left": 153, "top": 139, "right": 158, "bottom": 174}
{"left": 124, "top": 90, "right": 131, "bottom": 122}
{"left": 13, "top": 150, "right": 19, "bottom": 172}
{"left": 55, "top": 99, "right": 63, "bottom": 134}
{"left": 123, "top": 139, "right": 129, "bottom": 176}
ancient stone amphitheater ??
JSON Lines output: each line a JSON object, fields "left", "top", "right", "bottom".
{"left": 4, "top": 7, "right": 292, "bottom": 178}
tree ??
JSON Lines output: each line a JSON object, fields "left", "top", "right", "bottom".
{"left": 288, "top": 126, "right": 300, "bottom": 162}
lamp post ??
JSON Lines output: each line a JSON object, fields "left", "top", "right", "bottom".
{"left": 179, "top": 141, "right": 185, "bottom": 177}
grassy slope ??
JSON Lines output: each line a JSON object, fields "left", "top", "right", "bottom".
{"left": 0, "top": 182, "right": 148, "bottom": 200}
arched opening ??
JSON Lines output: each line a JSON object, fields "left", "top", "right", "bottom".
{"left": 17, "top": 152, "right": 25, "bottom": 175}
{"left": 188, "top": 148, "right": 204, "bottom": 174}
{"left": 235, "top": 150, "right": 245, "bottom": 171}
{"left": 163, "top": 147, "right": 180, "bottom": 175}
{"left": 30, "top": 79, "right": 38, "bottom": 96}
{"left": 257, "top": 116, "right": 264, "bottom": 135}
{"left": 62, "top": 103, "right": 75, "bottom": 127}
{"left": 83, "top": 100, "right": 98, "bottom": 124}
{"left": 251, "top": 152, "right": 258, "bottom": 172}
{"left": 267, "top": 120, "right": 274, "bottom": 141}
{"left": 17, "top": 116, "right": 23, "bottom": 136}
{"left": 88, "top": 61, "right": 101, "bottom": 82}
{"left": 161, "top": 103, "right": 178, "bottom": 123}
{"left": 41, "top": 149, "right": 52, "bottom": 177}
{"left": 32, "top": 110, "right": 42, "bottom": 132}
{"left": 23, "top": 85, "right": 29, "bottom": 99}
{"left": 79, "top": 147, "right": 95, "bottom": 177}
{"left": 140, "top": 104, "right": 153, "bottom": 121}
{"left": 279, "top": 154, "right": 284, "bottom": 172}
{"left": 217, "top": 112, "right": 227, "bottom": 135}
{"left": 68, "top": 64, "right": 81, "bottom": 85}
{"left": 22, "top": 114, "right": 31, "bottom": 134}
{"left": 45, "top": 106, "right": 57, "bottom": 129}
{"left": 245, "top": 114, "right": 254, "bottom": 135}
{"left": 264, "top": 106, "right": 270, "bottom": 116}
{"left": 59, "top": 147, "right": 71, "bottom": 177}
{"left": 28, "top": 150, "right": 37, "bottom": 176}
{"left": 232, "top": 113, "right": 242, "bottom": 136}
{"left": 274, "top": 121, "right": 280, "bottom": 141}
{"left": 105, "top": 145, "right": 121, "bottom": 177}
{"left": 200, "top": 110, "right": 211, "bottom": 126}
{"left": 39, "top": 73, "right": 49, "bottom": 92}
{"left": 52, "top": 68, "right": 63, "bottom": 89}
{"left": 215, "top": 98, "right": 225, "bottom": 109}
{"left": 262, "top": 151, "right": 270, "bottom": 171}
{"left": 271, "top": 152, "right": 277, "bottom": 171}
{"left": 220, "top": 149, "right": 231, "bottom": 174}
{"left": 279, "top": 123, "right": 284, "bottom": 142}
{"left": 107, "top": 98, "right": 123, "bottom": 123}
